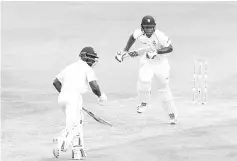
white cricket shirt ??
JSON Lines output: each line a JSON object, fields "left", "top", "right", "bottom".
{"left": 132, "top": 29, "right": 171, "bottom": 64}
{"left": 56, "top": 59, "right": 97, "bottom": 96}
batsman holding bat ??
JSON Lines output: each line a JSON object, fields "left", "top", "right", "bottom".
{"left": 116, "top": 15, "right": 178, "bottom": 124}
{"left": 52, "top": 46, "right": 107, "bottom": 160}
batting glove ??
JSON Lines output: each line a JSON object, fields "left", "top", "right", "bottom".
{"left": 98, "top": 93, "right": 107, "bottom": 106}
{"left": 146, "top": 51, "right": 157, "bottom": 59}
{"left": 115, "top": 50, "right": 128, "bottom": 63}
{"left": 128, "top": 51, "right": 139, "bottom": 57}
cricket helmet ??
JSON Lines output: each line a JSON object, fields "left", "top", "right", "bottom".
{"left": 141, "top": 15, "right": 156, "bottom": 27}
{"left": 141, "top": 15, "right": 156, "bottom": 37}
{"left": 79, "top": 46, "right": 99, "bottom": 67}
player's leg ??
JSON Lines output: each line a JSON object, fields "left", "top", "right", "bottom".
{"left": 71, "top": 109, "right": 86, "bottom": 160}
{"left": 53, "top": 102, "right": 76, "bottom": 158}
{"left": 52, "top": 94, "right": 68, "bottom": 158}
{"left": 53, "top": 95, "right": 84, "bottom": 158}
{"left": 154, "top": 61, "right": 178, "bottom": 124}
{"left": 158, "top": 84, "right": 178, "bottom": 124}
{"left": 137, "top": 63, "right": 154, "bottom": 113}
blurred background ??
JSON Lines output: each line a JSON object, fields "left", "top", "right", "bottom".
{"left": 2, "top": 1, "right": 237, "bottom": 103}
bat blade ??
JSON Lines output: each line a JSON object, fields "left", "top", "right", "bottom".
{"left": 82, "top": 107, "right": 113, "bottom": 127}
{"left": 122, "top": 46, "right": 152, "bottom": 60}
{"left": 129, "top": 46, "right": 152, "bottom": 55}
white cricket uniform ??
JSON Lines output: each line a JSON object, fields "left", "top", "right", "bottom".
{"left": 132, "top": 29, "right": 177, "bottom": 120}
{"left": 55, "top": 59, "right": 97, "bottom": 150}
{"left": 133, "top": 28, "right": 171, "bottom": 86}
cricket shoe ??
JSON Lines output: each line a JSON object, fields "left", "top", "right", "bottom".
{"left": 169, "top": 113, "right": 177, "bottom": 125}
{"left": 169, "top": 118, "right": 177, "bottom": 125}
{"left": 52, "top": 137, "right": 67, "bottom": 158}
{"left": 137, "top": 104, "right": 147, "bottom": 113}
{"left": 72, "top": 148, "right": 86, "bottom": 160}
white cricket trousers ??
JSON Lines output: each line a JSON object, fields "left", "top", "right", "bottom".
{"left": 137, "top": 58, "right": 170, "bottom": 99}
{"left": 137, "top": 58, "right": 177, "bottom": 118}
{"left": 58, "top": 92, "right": 84, "bottom": 149}
{"left": 139, "top": 58, "right": 170, "bottom": 86}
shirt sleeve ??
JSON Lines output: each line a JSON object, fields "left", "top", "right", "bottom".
{"left": 132, "top": 29, "right": 143, "bottom": 40}
{"left": 86, "top": 66, "right": 97, "bottom": 82}
{"left": 155, "top": 30, "right": 172, "bottom": 47}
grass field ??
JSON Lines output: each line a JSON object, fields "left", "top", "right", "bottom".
{"left": 1, "top": 1, "right": 237, "bottom": 161}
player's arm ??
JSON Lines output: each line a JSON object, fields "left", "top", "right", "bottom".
{"left": 89, "top": 80, "right": 102, "bottom": 97}
{"left": 157, "top": 44, "right": 173, "bottom": 54}
{"left": 115, "top": 30, "right": 143, "bottom": 62}
{"left": 124, "top": 34, "right": 141, "bottom": 58}
{"left": 87, "top": 68, "right": 107, "bottom": 105}
{"left": 115, "top": 34, "right": 138, "bottom": 62}
{"left": 53, "top": 68, "right": 66, "bottom": 93}
{"left": 53, "top": 78, "right": 62, "bottom": 93}
{"left": 87, "top": 68, "right": 102, "bottom": 97}
{"left": 124, "top": 34, "right": 136, "bottom": 52}
{"left": 89, "top": 80, "right": 107, "bottom": 106}
{"left": 155, "top": 30, "right": 173, "bottom": 54}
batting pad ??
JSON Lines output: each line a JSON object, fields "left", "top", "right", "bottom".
{"left": 137, "top": 80, "right": 152, "bottom": 104}
{"left": 72, "top": 133, "right": 84, "bottom": 149}
{"left": 64, "top": 123, "right": 83, "bottom": 150}
{"left": 158, "top": 89, "right": 178, "bottom": 118}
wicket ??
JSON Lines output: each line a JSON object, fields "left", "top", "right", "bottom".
{"left": 193, "top": 59, "right": 208, "bottom": 104}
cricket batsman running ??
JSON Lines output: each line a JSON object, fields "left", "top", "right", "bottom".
{"left": 52, "top": 46, "right": 107, "bottom": 160}
{"left": 116, "top": 15, "right": 178, "bottom": 124}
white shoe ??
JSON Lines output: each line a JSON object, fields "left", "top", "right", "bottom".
{"left": 169, "top": 118, "right": 177, "bottom": 125}
{"left": 52, "top": 137, "right": 66, "bottom": 158}
{"left": 137, "top": 105, "right": 147, "bottom": 113}
{"left": 72, "top": 148, "right": 86, "bottom": 160}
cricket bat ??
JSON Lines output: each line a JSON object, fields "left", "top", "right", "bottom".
{"left": 115, "top": 46, "right": 153, "bottom": 62}
{"left": 82, "top": 107, "right": 113, "bottom": 127}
